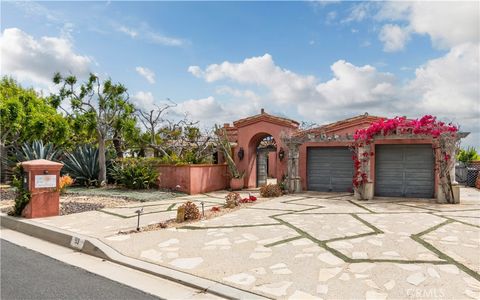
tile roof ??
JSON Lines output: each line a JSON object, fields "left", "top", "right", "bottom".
{"left": 294, "top": 113, "right": 384, "bottom": 137}
{"left": 233, "top": 109, "right": 299, "bottom": 128}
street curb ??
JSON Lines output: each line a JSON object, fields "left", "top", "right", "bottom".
{"left": 0, "top": 214, "right": 269, "bottom": 300}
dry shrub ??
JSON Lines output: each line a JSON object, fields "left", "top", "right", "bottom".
{"left": 260, "top": 184, "right": 282, "bottom": 197}
{"left": 225, "top": 192, "right": 241, "bottom": 208}
{"left": 180, "top": 201, "right": 200, "bottom": 220}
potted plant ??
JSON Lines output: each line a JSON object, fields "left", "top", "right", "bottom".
{"left": 215, "top": 125, "right": 244, "bottom": 190}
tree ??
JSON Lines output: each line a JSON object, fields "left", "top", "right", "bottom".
{"left": 136, "top": 99, "right": 178, "bottom": 157}
{"left": 0, "top": 77, "right": 70, "bottom": 181}
{"left": 0, "top": 77, "right": 70, "bottom": 149}
{"left": 53, "top": 73, "right": 134, "bottom": 185}
{"left": 457, "top": 147, "right": 479, "bottom": 163}
{"left": 136, "top": 100, "right": 214, "bottom": 162}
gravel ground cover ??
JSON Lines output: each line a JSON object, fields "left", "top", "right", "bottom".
{"left": 0, "top": 187, "right": 15, "bottom": 212}
{"left": 66, "top": 186, "right": 184, "bottom": 202}
{"left": 1, "top": 185, "right": 183, "bottom": 215}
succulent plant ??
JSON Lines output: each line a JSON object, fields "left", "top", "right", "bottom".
{"left": 62, "top": 145, "right": 99, "bottom": 186}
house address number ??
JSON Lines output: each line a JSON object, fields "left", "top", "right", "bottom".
{"left": 34, "top": 175, "right": 57, "bottom": 188}
{"left": 70, "top": 236, "right": 85, "bottom": 250}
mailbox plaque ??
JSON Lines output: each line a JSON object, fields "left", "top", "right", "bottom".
{"left": 35, "top": 175, "right": 57, "bottom": 188}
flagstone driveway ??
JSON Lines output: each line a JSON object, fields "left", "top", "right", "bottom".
{"left": 35, "top": 189, "right": 480, "bottom": 299}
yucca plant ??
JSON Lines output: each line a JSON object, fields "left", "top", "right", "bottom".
{"left": 62, "top": 145, "right": 99, "bottom": 187}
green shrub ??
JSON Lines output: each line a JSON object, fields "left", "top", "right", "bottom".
{"left": 260, "top": 184, "right": 283, "bottom": 198}
{"left": 457, "top": 147, "right": 479, "bottom": 163}
{"left": 111, "top": 158, "right": 159, "bottom": 189}
{"left": 11, "top": 165, "right": 30, "bottom": 216}
{"left": 62, "top": 145, "right": 99, "bottom": 186}
{"left": 156, "top": 152, "right": 211, "bottom": 165}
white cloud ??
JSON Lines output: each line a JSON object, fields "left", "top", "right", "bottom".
{"left": 118, "top": 26, "right": 138, "bottom": 38}
{"left": 188, "top": 51, "right": 479, "bottom": 146}
{"left": 114, "top": 21, "right": 187, "bottom": 47}
{"left": 326, "top": 11, "right": 337, "bottom": 24}
{"left": 188, "top": 54, "right": 317, "bottom": 104}
{"left": 376, "top": 2, "right": 479, "bottom": 50}
{"left": 132, "top": 91, "right": 156, "bottom": 111}
{"left": 316, "top": 60, "right": 395, "bottom": 106}
{"left": 404, "top": 43, "right": 480, "bottom": 147}
{"left": 189, "top": 54, "right": 397, "bottom": 122}
{"left": 11, "top": 1, "right": 62, "bottom": 23}
{"left": 379, "top": 24, "right": 410, "bottom": 52}
{"left": 0, "top": 28, "right": 92, "bottom": 86}
{"left": 216, "top": 86, "right": 260, "bottom": 102}
{"left": 174, "top": 96, "right": 231, "bottom": 123}
{"left": 342, "top": 2, "right": 373, "bottom": 23}
{"left": 187, "top": 66, "right": 203, "bottom": 77}
{"left": 146, "top": 32, "right": 185, "bottom": 47}
{"left": 135, "top": 66, "right": 156, "bottom": 84}
{"left": 406, "top": 43, "right": 479, "bottom": 120}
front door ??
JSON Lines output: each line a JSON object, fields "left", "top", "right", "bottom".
{"left": 257, "top": 150, "right": 268, "bottom": 187}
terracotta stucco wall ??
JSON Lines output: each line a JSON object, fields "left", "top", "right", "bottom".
{"left": 268, "top": 151, "right": 276, "bottom": 178}
{"left": 189, "top": 165, "right": 229, "bottom": 194}
{"left": 157, "top": 164, "right": 228, "bottom": 194}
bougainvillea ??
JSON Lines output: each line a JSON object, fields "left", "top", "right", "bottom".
{"left": 240, "top": 194, "right": 257, "bottom": 203}
{"left": 351, "top": 115, "right": 459, "bottom": 202}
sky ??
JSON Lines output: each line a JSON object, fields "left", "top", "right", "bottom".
{"left": 1, "top": 1, "right": 479, "bottom": 147}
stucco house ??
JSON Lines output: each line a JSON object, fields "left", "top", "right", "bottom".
{"left": 222, "top": 109, "right": 461, "bottom": 201}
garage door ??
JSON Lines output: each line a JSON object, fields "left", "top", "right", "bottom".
{"left": 307, "top": 147, "right": 353, "bottom": 192}
{"left": 375, "top": 144, "right": 434, "bottom": 198}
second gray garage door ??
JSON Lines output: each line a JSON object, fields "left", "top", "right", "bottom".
{"left": 375, "top": 144, "right": 434, "bottom": 198}
{"left": 307, "top": 147, "right": 353, "bottom": 192}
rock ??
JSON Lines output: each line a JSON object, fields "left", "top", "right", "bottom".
{"left": 60, "top": 202, "right": 104, "bottom": 215}
{"left": 407, "top": 272, "right": 427, "bottom": 286}
{"left": 176, "top": 205, "right": 185, "bottom": 222}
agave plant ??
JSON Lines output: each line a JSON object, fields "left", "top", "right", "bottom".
{"left": 62, "top": 145, "right": 99, "bottom": 187}
{"left": 14, "top": 140, "right": 62, "bottom": 162}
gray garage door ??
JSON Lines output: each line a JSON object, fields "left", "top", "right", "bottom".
{"left": 307, "top": 147, "right": 353, "bottom": 192}
{"left": 375, "top": 144, "right": 434, "bottom": 198}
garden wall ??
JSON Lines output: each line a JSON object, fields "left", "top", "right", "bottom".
{"left": 157, "top": 164, "right": 228, "bottom": 194}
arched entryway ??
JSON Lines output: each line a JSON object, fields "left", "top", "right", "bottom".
{"left": 222, "top": 109, "right": 300, "bottom": 189}
{"left": 256, "top": 135, "right": 277, "bottom": 186}
{"left": 248, "top": 132, "right": 279, "bottom": 187}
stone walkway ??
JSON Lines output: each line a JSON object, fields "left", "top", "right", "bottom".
{"left": 33, "top": 188, "right": 480, "bottom": 299}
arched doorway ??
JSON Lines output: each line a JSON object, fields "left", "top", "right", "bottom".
{"left": 254, "top": 135, "right": 277, "bottom": 187}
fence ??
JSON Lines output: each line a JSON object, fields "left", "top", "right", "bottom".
{"left": 456, "top": 161, "right": 480, "bottom": 187}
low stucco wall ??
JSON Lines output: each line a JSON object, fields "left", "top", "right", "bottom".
{"left": 157, "top": 164, "right": 228, "bottom": 195}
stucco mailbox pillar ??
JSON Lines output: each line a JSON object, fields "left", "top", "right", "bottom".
{"left": 20, "top": 159, "right": 63, "bottom": 218}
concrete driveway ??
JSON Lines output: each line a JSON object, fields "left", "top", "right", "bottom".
{"left": 34, "top": 188, "right": 480, "bottom": 299}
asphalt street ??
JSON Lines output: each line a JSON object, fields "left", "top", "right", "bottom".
{"left": 0, "top": 239, "right": 161, "bottom": 300}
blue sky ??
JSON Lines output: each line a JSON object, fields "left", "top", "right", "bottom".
{"left": 1, "top": 1, "right": 479, "bottom": 147}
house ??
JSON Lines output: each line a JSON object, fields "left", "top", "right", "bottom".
{"left": 223, "top": 109, "right": 462, "bottom": 200}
